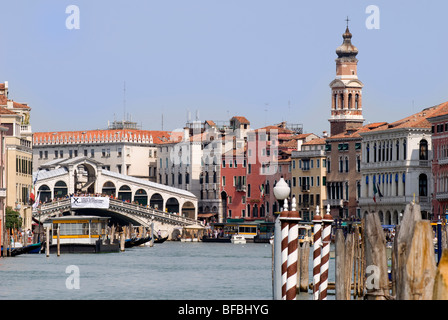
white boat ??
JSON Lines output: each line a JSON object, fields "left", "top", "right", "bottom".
{"left": 231, "top": 234, "right": 246, "bottom": 244}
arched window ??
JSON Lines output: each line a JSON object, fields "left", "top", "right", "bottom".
{"left": 339, "top": 157, "right": 343, "bottom": 172}
{"left": 334, "top": 94, "right": 338, "bottom": 109}
{"left": 345, "top": 157, "right": 349, "bottom": 172}
{"left": 419, "top": 139, "right": 428, "bottom": 160}
{"left": 348, "top": 93, "right": 352, "bottom": 109}
{"left": 355, "top": 94, "right": 359, "bottom": 109}
{"left": 340, "top": 94, "right": 344, "bottom": 109}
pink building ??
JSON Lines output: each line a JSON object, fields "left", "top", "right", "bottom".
{"left": 428, "top": 112, "right": 448, "bottom": 220}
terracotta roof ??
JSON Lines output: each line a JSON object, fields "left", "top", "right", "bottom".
{"left": 303, "top": 138, "right": 326, "bottom": 146}
{"left": 33, "top": 129, "right": 172, "bottom": 145}
{"left": 0, "top": 107, "right": 17, "bottom": 115}
{"left": 231, "top": 116, "right": 250, "bottom": 124}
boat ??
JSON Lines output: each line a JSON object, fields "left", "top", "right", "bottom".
{"left": 44, "top": 215, "right": 120, "bottom": 254}
{"left": 153, "top": 235, "right": 168, "bottom": 243}
{"left": 201, "top": 235, "right": 231, "bottom": 243}
{"left": 14, "top": 242, "right": 43, "bottom": 256}
{"left": 125, "top": 236, "right": 152, "bottom": 248}
{"left": 231, "top": 234, "right": 246, "bottom": 244}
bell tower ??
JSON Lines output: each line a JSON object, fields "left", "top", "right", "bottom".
{"left": 329, "top": 21, "right": 365, "bottom": 136}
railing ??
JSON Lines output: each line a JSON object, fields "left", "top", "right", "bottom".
{"left": 33, "top": 198, "right": 200, "bottom": 226}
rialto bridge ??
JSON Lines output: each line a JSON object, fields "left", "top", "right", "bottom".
{"left": 32, "top": 157, "right": 200, "bottom": 238}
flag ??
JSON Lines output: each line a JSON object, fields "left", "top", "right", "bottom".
{"left": 260, "top": 184, "right": 265, "bottom": 197}
{"left": 32, "top": 191, "right": 40, "bottom": 210}
{"left": 373, "top": 183, "right": 378, "bottom": 203}
{"left": 377, "top": 183, "right": 383, "bottom": 198}
{"left": 373, "top": 183, "right": 383, "bottom": 203}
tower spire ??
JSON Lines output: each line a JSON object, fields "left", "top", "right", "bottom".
{"left": 328, "top": 23, "right": 364, "bottom": 136}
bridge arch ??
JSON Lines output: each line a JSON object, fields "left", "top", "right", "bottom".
{"left": 102, "top": 181, "right": 116, "bottom": 197}
{"left": 134, "top": 189, "right": 148, "bottom": 206}
{"left": 74, "top": 162, "right": 97, "bottom": 194}
{"left": 150, "top": 193, "right": 164, "bottom": 211}
{"left": 166, "top": 197, "right": 179, "bottom": 213}
{"left": 118, "top": 185, "right": 132, "bottom": 202}
{"left": 38, "top": 184, "right": 52, "bottom": 203}
{"left": 54, "top": 180, "right": 68, "bottom": 199}
{"left": 181, "top": 201, "right": 195, "bottom": 219}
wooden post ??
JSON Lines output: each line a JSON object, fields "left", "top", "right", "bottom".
{"left": 344, "top": 232, "right": 354, "bottom": 300}
{"left": 433, "top": 249, "right": 448, "bottom": 299}
{"left": 57, "top": 224, "right": 61, "bottom": 257}
{"left": 46, "top": 227, "right": 50, "bottom": 257}
{"left": 364, "top": 212, "right": 389, "bottom": 300}
{"left": 150, "top": 222, "right": 154, "bottom": 247}
{"left": 299, "top": 241, "right": 310, "bottom": 292}
{"left": 401, "top": 220, "right": 436, "bottom": 300}
{"left": 335, "top": 228, "right": 345, "bottom": 300}
{"left": 120, "top": 231, "right": 125, "bottom": 252}
{"left": 353, "top": 225, "right": 360, "bottom": 299}
{"left": 110, "top": 225, "right": 115, "bottom": 244}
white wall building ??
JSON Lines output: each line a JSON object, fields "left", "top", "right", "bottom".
{"left": 358, "top": 104, "right": 448, "bottom": 224}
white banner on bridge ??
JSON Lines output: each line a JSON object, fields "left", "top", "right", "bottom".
{"left": 70, "top": 197, "right": 110, "bottom": 209}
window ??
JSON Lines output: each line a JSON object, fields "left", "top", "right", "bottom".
{"left": 419, "top": 174, "right": 428, "bottom": 197}
{"left": 118, "top": 148, "right": 122, "bottom": 157}
{"left": 91, "top": 149, "right": 94, "bottom": 158}
{"left": 345, "top": 157, "right": 349, "bottom": 172}
{"left": 419, "top": 140, "right": 428, "bottom": 160}
{"left": 222, "top": 176, "right": 226, "bottom": 186}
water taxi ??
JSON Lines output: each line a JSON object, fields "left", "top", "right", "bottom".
{"left": 231, "top": 234, "right": 246, "bottom": 244}
{"left": 44, "top": 215, "right": 119, "bottom": 254}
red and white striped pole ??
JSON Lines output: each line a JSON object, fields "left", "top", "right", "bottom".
{"left": 280, "top": 199, "right": 289, "bottom": 300}
{"left": 319, "top": 204, "right": 333, "bottom": 300}
{"left": 312, "top": 206, "right": 323, "bottom": 300}
{"left": 285, "top": 197, "right": 301, "bottom": 300}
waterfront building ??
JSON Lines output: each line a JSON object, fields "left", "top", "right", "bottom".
{"left": 291, "top": 136, "right": 327, "bottom": 221}
{"left": 221, "top": 122, "right": 307, "bottom": 222}
{"left": 156, "top": 116, "right": 250, "bottom": 223}
{"left": 0, "top": 81, "right": 33, "bottom": 230}
{"left": 359, "top": 102, "right": 448, "bottom": 223}
{"left": 325, "top": 25, "right": 365, "bottom": 219}
{"left": 426, "top": 106, "right": 448, "bottom": 220}
{"left": 33, "top": 120, "right": 171, "bottom": 183}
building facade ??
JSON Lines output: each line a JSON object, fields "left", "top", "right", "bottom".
{"left": 428, "top": 108, "right": 448, "bottom": 220}
{"left": 0, "top": 81, "right": 34, "bottom": 230}
{"left": 33, "top": 123, "right": 171, "bottom": 183}
{"left": 291, "top": 137, "right": 327, "bottom": 221}
{"left": 359, "top": 102, "right": 448, "bottom": 223}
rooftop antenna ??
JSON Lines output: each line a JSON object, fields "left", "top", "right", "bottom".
{"left": 161, "top": 112, "right": 164, "bottom": 131}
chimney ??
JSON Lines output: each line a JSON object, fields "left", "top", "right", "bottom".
{"left": 322, "top": 131, "right": 328, "bottom": 138}
{"left": 297, "top": 139, "right": 303, "bottom": 151}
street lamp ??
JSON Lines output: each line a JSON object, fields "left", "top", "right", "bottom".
{"left": 272, "top": 177, "right": 290, "bottom": 300}
{"left": 273, "top": 177, "right": 290, "bottom": 210}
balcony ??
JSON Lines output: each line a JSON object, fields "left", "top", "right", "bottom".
{"left": 236, "top": 184, "right": 246, "bottom": 192}
{"left": 323, "top": 199, "right": 343, "bottom": 207}
{"left": 301, "top": 185, "right": 310, "bottom": 192}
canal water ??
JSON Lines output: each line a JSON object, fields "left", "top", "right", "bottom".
{"left": 0, "top": 241, "right": 334, "bottom": 300}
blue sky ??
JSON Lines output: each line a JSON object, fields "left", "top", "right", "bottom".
{"left": 1, "top": 0, "right": 448, "bottom": 135}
